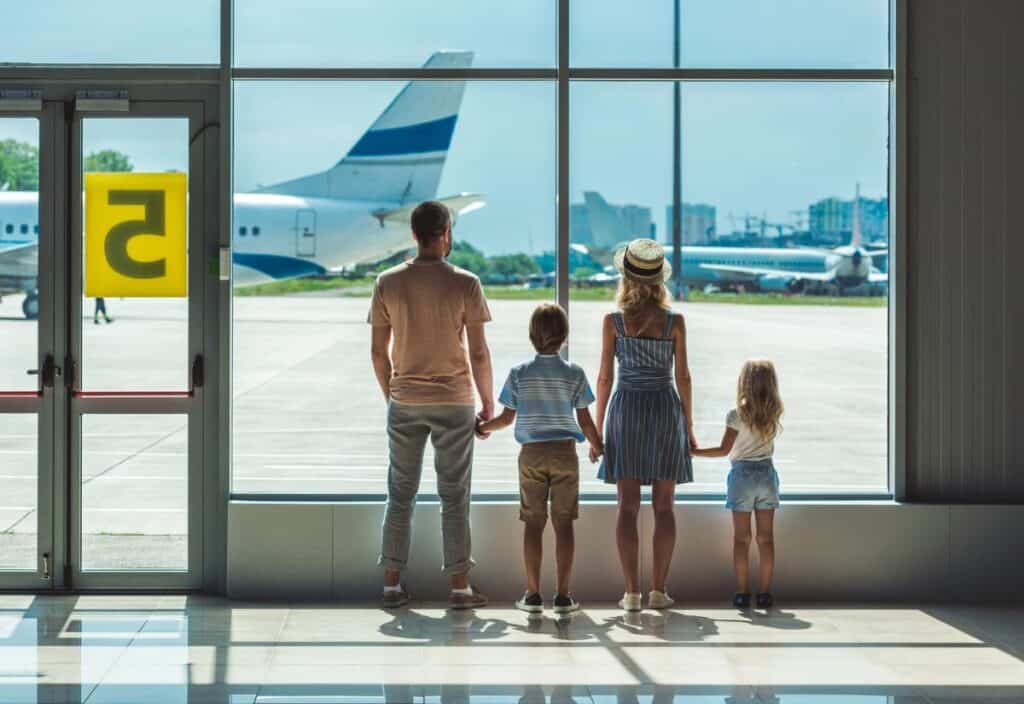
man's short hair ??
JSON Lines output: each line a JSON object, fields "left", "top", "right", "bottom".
{"left": 529, "top": 303, "right": 569, "bottom": 355}
{"left": 411, "top": 200, "right": 451, "bottom": 245}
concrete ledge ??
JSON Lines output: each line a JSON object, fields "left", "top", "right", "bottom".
{"left": 227, "top": 501, "right": 1024, "bottom": 603}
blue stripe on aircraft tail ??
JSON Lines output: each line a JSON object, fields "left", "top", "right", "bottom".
{"left": 233, "top": 253, "right": 327, "bottom": 280}
{"left": 347, "top": 115, "right": 458, "bottom": 157}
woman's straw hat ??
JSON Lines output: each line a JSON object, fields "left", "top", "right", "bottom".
{"left": 613, "top": 238, "right": 672, "bottom": 284}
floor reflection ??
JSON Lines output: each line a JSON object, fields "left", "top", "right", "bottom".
{"left": 0, "top": 596, "right": 1022, "bottom": 703}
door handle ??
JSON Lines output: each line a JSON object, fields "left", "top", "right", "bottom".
{"left": 191, "top": 354, "right": 204, "bottom": 391}
{"left": 26, "top": 355, "right": 61, "bottom": 391}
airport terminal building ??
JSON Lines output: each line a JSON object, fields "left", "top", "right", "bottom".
{"left": 0, "top": 1, "right": 1023, "bottom": 702}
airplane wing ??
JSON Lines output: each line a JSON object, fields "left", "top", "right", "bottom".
{"left": 0, "top": 241, "right": 39, "bottom": 275}
{"left": 698, "top": 263, "right": 838, "bottom": 283}
{"left": 865, "top": 249, "right": 889, "bottom": 259}
{"left": 372, "top": 193, "right": 486, "bottom": 226}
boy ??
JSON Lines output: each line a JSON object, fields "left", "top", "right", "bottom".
{"left": 477, "top": 303, "right": 603, "bottom": 614}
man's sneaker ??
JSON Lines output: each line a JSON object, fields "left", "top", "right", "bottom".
{"left": 733, "top": 592, "right": 752, "bottom": 609}
{"left": 381, "top": 589, "right": 410, "bottom": 609}
{"left": 755, "top": 592, "right": 774, "bottom": 609}
{"left": 618, "top": 592, "right": 642, "bottom": 612}
{"left": 449, "top": 585, "right": 489, "bottom": 610}
{"left": 552, "top": 593, "right": 580, "bottom": 614}
{"left": 516, "top": 591, "right": 544, "bottom": 613}
{"left": 648, "top": 590, "right": 675, "bottom": 610}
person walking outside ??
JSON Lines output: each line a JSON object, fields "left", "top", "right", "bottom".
{"left": 369, "top": 200, "right": 494, "bottom": 609}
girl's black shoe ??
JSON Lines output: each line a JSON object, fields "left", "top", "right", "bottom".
{"left": 733, "top": 592, "right": 751, "bottom": 609}
{"left": 756, "top": 592, "right": 774, "bottom": 609}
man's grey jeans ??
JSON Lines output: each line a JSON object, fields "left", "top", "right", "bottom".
{"left": 379, "top": 401, "right": 476, "bottom": 575}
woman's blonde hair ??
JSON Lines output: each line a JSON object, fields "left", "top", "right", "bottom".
{"left": 616, "top": 276, "right": 670, "bottom": 331}
{"left": 736, "top": 359, "right": 784, "bottom": 440}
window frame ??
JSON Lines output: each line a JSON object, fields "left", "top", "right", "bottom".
{"left": 223, "top": 0, "right": 902, "bottom": 502}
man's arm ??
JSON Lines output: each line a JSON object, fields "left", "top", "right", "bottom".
{"left": 466, "top": 323, "right": 494, "bottom": 422}
{"left": 370, "top": 325, "right": 393, "bottom": 400}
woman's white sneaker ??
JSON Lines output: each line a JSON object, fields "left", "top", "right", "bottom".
{"left": 618, "top": 592, "right": 643, "bottom": 612}
{"left": 648, "top": 590, "right": 675, "bottom": 609}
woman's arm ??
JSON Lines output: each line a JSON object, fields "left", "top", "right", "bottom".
{"left": 691, "top": 427, "right": 738, "bottom": 457}
{"left": 594, "top": 314, "right": 617, "bottom": 434}
{"left": 672, "top": 314, "right": 695, "bottom": 448}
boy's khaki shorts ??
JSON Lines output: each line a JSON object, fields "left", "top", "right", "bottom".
{"left": 518, "top": 440, "right": 580, "bottom": 522}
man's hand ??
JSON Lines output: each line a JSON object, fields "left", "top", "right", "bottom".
{"left": 477, "top": 398, "right": 494, "bottom": 423}
{"left": 474, "top": 417, "right": 491, "bottom": 440}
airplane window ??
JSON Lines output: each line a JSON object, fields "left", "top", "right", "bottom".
{"left": 3, "top": 224, "right": 11, "bottom": 235}
{"left": 252, "top": 226, "right": 260, "bottom": 236}
{"left": 33, "top": 225, "right": 39, "bottom": 234}
{"left": 20, "top": 224, "right": 28, "bottom": 235}
{"left": 239, "top": 226, "right": 247, "bottom": 236}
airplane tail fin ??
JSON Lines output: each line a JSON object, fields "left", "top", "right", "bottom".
{"left": 260, "top": 51, "right": 473, "bottom": 203}
{"left": 850, "top": 183, "right": 863, "bottom": 249}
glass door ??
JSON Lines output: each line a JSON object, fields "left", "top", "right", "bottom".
{"left": 67, "top": 100, "right": 206, "bottom": 589}
{"left": 0, "top": 107, "right": 59, "bottom": 589}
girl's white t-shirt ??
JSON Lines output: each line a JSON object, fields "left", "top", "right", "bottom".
{"left": 726, "top": 408, "right": 775, "bottom": 461}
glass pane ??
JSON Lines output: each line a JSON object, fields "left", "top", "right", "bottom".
{"left": 571, "top": 81, "right": 889, "bottom": 494}
{"left": 234, "top": 1, "right": 554, "bottom": 68}
{"left": 81, "top": 118, "right": 190, "bottom": 391}
{"left": 0, "top": 118, "right": 40, "bottom": 390}
{"left": 232, "top": 80, "right": 555, "bottom": 494}
{"left": 571, "top": 0, "right": 889, "bottom": 68}
{"left": 2, "top": 1, "right": 218, "bottom": 64}
{"left": 81, "top": 415, "right": 187, "bottom": 571}
{"left": 0, "top": 415, "right": 37, "bottom": 571}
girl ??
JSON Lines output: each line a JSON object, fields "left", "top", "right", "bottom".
{"left": 594, "top": 238, "right": 695, "bottom": 612}
{"left": 693, "top": 360, "right": 783, "bottom": 609}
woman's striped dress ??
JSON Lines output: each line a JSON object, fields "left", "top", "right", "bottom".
{"left": 597, "top": 311, "right": 694, "bottom": 485}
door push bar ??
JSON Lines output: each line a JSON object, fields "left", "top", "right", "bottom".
{"left": 69, "top": 354, "right": 205, "bottom": 399}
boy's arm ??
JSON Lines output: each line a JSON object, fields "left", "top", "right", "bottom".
{"left": 576, "top": 407, "right": 603, "bottom": 450}
{"left": 691, "top": 427, "right": 738, "bottom": 458}
{"left": 370, "top": 325, "right": 393, "bottom": 400}
{"left": 477, "top": 407, "right": 516, "bottom": 434}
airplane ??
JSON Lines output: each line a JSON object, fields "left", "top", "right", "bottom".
{"left": 582, "top": 187, "right": 888, "bottom": 294}
{"left": 0, "top": 51, "right": 484, "bottom": 319}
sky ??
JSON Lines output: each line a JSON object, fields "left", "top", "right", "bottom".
{"left": 5, "top": 1, "right": 891, "bottom": 255}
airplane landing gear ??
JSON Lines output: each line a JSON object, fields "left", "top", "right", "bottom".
{"left": 22, "top": 291, "right": 39, "bottom": 320}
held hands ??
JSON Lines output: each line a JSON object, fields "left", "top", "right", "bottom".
{"left": 588, "top": 436, "right": 605, "bottom": 464}
{"left": 475, "top": 400, "right": 493, "bottom": 439}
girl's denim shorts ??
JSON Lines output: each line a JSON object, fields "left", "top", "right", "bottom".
{"left": 726, "top": 459, "right": 780, "bottom": 512}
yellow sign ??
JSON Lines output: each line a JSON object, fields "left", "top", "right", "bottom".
{"left": 85, "top": 172, "right": 187, "bottom": 297}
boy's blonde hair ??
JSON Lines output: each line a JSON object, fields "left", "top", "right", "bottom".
{"left": 529, "top": 303, "right": 568, "bottom": 354}
{"left": 616, "top": 277, "right": 670, "bottom": 332}
{"left": 737, "top": 359, "right": 784, "bottom": 440}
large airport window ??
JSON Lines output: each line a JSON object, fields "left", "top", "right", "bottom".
{"left": 569, "top": 81, "right": 890, "bottom": 494}
{"left": 3, "top": 1, "right": 219, "bottom": 64}
{"left": 231, "top": 80, "right": 556, "bottom": 495}
{"left": 233, "top": 1, "right": 555, "bottom": 69}
{"left": 571, "top": 0, "right": 890, "bottom": 68}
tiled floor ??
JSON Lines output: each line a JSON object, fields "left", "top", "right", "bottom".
{"left": 1, "top": 596, "right": 1023, "bottom": 703}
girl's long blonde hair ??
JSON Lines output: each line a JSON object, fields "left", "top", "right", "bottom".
{"left": 616, "top": 277, "right": 670, "bottom": 333}
{"left": 737, "top": 359, "right": 784, "bottom": 440}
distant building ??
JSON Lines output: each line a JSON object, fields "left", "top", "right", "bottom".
{"left": 570, "top": 191, "right": 651, "bottom": 249}
{"left": 665, "top": 203, "right": 717, "bottom": 245}
{"left": 809, "top": 195, "right": 889, "bottom": 244}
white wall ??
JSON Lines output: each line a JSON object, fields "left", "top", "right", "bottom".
{"left": 227, "top": 502, "right": 1024, "bottom": 603}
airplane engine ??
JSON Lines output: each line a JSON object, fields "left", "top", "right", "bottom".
{"left": 758, "top": 273, "right": 802, "bottom": 293}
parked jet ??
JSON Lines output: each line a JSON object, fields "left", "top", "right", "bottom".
{"left": 0, "top": 51, "right": 483, "bottom": 319}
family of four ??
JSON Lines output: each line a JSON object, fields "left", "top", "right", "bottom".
{"left": 369, "top": 201, "right": 784, "bottom": 614}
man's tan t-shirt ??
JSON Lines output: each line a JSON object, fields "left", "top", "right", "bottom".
{"left": 368, "top": 259, "right": 492, "bottom": 405}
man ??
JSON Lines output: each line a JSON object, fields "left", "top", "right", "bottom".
{"left": 369, "top": 200, "right": 494, "bottom": 609}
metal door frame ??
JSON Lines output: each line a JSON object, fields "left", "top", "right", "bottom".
{"left": 67, "top": 98, "right": 207, "bottom": 590}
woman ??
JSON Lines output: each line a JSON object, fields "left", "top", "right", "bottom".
{"left": 593, "top": 238, "right": 695, "bottom": 611}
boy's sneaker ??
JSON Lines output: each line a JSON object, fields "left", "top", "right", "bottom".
{"left": 516, "top": 591, "right": 544, "bottom": 613}
{"left": 552, "top": 593, "right": 580, "bottom": 614}
{"left": 618, "top": 592, "right": 642, "bottom": 612}
{"left": 449, "top": 585, "right": 488, "bottom": 610}
{"left": 755, "top": 592, "right": 774, "bottom": 609}
{"left": 381, "top": 588, "right": 410, "bottom": 609}
{"left": 648, "top": 590, "right": 675, "bottom": 610}
{"left": 733, "top": 592, "right": 752, "bottom": 609}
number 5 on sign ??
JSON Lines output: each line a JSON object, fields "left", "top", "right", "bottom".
{"left": 85, "top": 172, "right": 187, "bottom": 297}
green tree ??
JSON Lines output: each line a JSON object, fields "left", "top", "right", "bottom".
{"left": 84, "top": 149, "right": 133, "bottom": 173}
{"left": 0, "top": 139, "right": 39, "bottom": 191}
{"left": 447, "top": 240, "right": 489, "bottom": 276}
{"left": 489, "top": 253, "right": 540, "bottom": 279}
